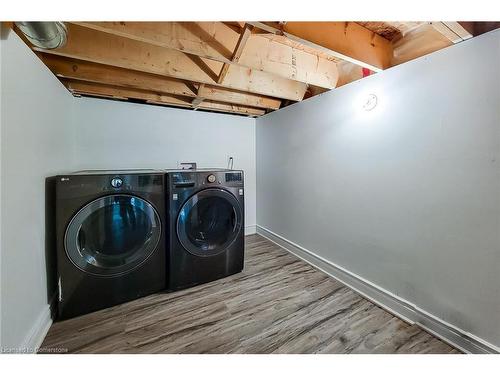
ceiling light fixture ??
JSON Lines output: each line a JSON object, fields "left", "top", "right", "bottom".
{"left": 363, "top": 94, "right": 378, "bottom": 111}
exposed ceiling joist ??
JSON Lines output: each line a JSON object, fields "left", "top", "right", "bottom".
{"left": 336, "top": 61, "right": 364, "bottom": 87}
{"left": 430, "top": 22, "right": 473, "bottom": 43}
{"left": 196, "top": 100, "right": 265, "bottom": 116}
{"left": 443, "top": 22, "right": 473, "bottom": 41}
{"left": 217, "top": 23, "right": 253, "bottom": 84}
{"left": 391, "top": 23, "right": 452, "bottom": 66}
{"left": 147, "top": 99, "right": 264, "bottom": 117}
{"left": 64, "top": 80, "right": 265, "bottom": 116}
{"left": 72, "top": 22, "right": 339, "bottom": 89}
{"left": 15, "top": 21, "right": 482, "bottom": 117}
{"left": 356, "top": 22, "right": 425, "bottom": 43}
{"left": 32, "top": 23, "right": 307, "bottom": 101}
{"left": 40, "top": 53, "right": 197, "bottom": 97}
{"left": 248, "top": 22, "right": 393, "bottom": 72}
{"left": 196, "top": 85, "right": 280, "bottom": 110}
{"left": 39, "top": 54, "right": 281, "bottom": 110}
{"left": 65, "top": 80, "right": 193, "bottom": 106}
{"left": 191, "top": 84, "right": 205, "bottom": 108}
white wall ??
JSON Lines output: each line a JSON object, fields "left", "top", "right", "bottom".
{"left": 0, "top": 27, "right": 75, "bottom": 349}
{"left": 257, "top": 30, "right": 500, "bottom": 349}
{"left": 73, "top": 98, "right": 257, "bottom": 231}
{"left": 0, "top": 29, "right": 256, "bottom": 350}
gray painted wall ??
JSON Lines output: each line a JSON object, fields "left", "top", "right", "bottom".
{"left": 1, "top": 29, "right": 257, "bottom": 349}
{"left": 72, "top": 98, "right": 257, "bottom": 230}
{"left": 257, "top": 30, "right": 500, "bottom": 348}
{"left": 1, "top": 27, "right": 75, "bottom": 349}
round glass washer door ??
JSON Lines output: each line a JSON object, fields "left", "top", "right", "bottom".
{"left": 65, "top": 194, "right": 161, "bottom": 277}
{"left": 177, "top": 188, "right": 243, "bottom": 257}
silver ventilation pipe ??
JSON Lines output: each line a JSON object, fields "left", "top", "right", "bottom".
{"left": 15, "top": 22, "right": 67, "bottom": 49}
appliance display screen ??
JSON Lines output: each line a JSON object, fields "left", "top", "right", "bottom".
{"left": 225, "top": 173, "right": 242, "bottom": 182}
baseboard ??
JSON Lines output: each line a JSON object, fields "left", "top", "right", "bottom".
{"left": 245, "top": 225, "right": 257, "bottom": 236}
{"left": 19, "top": 302, "right": 53, "bottom": 352}
{"left": 256, "top": 225, "right": 499, "bottom": 354}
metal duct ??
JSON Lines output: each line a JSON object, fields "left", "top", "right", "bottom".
{"left": 15, "top": 22, "right": 67, "bottom": 49}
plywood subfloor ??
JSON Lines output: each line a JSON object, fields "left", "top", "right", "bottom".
{"left": 41, "top": 234, "right": 460, "bottom": 354}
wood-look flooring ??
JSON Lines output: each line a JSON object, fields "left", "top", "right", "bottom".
{"left": 41, "top": 234, "right": 460, "bottom": 354}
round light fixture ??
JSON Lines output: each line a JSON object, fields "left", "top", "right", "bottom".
{"left": 363, "top": 94, "right": 378, "bottom": 111}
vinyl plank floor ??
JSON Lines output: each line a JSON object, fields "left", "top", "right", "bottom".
{"left": 41, "top": 234, "right": 460, "bottom": 354}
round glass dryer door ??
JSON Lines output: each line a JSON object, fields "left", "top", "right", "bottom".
{"left": 177, "top": 189, "right": 243, "bottom": 257}
{"left": 65, "top": 194, "right": 161, "bottom": 276}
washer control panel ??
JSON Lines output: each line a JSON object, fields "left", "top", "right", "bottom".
{"left": 207, "top": 174, "right": 216, "bottom": 183}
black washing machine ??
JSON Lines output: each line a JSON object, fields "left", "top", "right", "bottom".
{"left": 53, "top": 170, "right": 166, "bottom": 320}
{"left": 166, "top": 169, "right": 245, "bottom": 290}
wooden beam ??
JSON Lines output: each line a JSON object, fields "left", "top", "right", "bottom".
{"left": 443, "top": 22, "right": 473, "bottom": 41}
{"left": 38, "top": 54, "right": 281, "bottom": 110}
{"left": 222, "top": 22, "right": 245, "bottom": 34}
{"left": 191, "top": 84, "right": 205, "bottom": 108}
{"left": 430, "top": 22, "right": 473, "bottom": 43}
{"left": 2, "top": 22, "right": 14, "bottom": 29}
{"left": 145, "top": 100, "right": 190, "bottom": 109}
{"left": 72, "top": 22, "right": 233, "bottom": 62}
{"left": 73, "top": 22, "right": 339, "bottom": 89}
{"left": 430, "top": 22, "right": 463, "bottom": 43}
{"left": 32, "top": 23, "right": 307, "bottom": 101}
{"left": 1, "top": 22, "right": 14, "bottom": 39}
{"left": 391, "top": 23, "right": 452, "bottom": 66}
{"left": 148, "top": 99, "right": 265, "bottom": 117}
{"left": 336, "top": 61, "right": 363, "bottom": 87}
{"left": 197, "top": 101, "right": 265, "bottom": 117}
{"left": 212, "top": 62, "right": 228, "bottom": 83}
{"left": 39, "top": 53, "right": 197, "bottom": 97}
{"left": 64, "top": 80, "right": 265, "bottom": 116}
{"left": 64, "top": 80, "right": 193, "bottom": 106}
{"left": 218, "top": 23, "right": 253, "bottom": 84}
{"left": 197, "top": 85, "right": 280, "bottom": 110}
{"left": 248, "top": 22, "right": 393, "bottom": 72}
